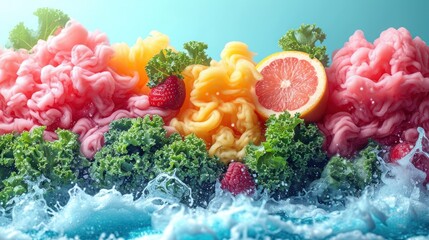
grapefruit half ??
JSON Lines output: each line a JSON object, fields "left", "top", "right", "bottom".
{"left": 252, "top": 51, "right": 328, "bottom": 122}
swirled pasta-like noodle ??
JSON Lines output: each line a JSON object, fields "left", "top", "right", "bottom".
{"left": 109, "top": 31, "right": 171, "bottom": 94}
{"left": 170, "top": 42, "right": 263, "bottom": 163}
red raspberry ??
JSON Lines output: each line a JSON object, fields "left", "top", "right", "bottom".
{"left": 221, "top": 162, "right": 255, "bottom": 196}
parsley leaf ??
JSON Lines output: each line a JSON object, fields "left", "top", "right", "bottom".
{"left": 183, "top": 41, "right": 212, "bottom": 66}
{"left": 8, "top": 8, "right": 69, "bottom": 50}
{"left": 146, "top": 41, "right": 211, "bottom": 88}
{"left": 278, "top": 24, "right": 329, "bottom": 66}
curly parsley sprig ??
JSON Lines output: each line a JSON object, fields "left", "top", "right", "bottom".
{"left": 146, "top": 41, "right": 212, "bottom": 88}
{"left": 278, "top": 24, "right": 329, "bottom": 66}
{"left": 8, "top": 8, "right": 69, "bottom": 50}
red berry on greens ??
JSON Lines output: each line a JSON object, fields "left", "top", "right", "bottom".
{"left": 221, "top": 162, "right": 255, "bottom": 196}
{"left": 149, "top": 75, "right": 185, "bottom": 110}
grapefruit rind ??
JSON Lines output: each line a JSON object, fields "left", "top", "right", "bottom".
{"left": 252, "top": 51, "right": 328, "bottom": 122}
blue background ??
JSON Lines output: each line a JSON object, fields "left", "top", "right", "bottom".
{"left": 1, "top": 0, "right": 428, "bottom": 62}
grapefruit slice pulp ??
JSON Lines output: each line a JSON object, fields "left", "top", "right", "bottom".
{"left": 252, "top": 51, "right": 328, "bottom": 122}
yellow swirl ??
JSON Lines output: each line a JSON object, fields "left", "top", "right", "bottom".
{"left": 108, "top": 31, "right": 171, "bottom": 94}
{"left": 170, "top": 42, "right": 263, "bottom": 163}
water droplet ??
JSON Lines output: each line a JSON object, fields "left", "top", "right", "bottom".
{"left": 360, "top": 87, "right": 364, "bottom": 91}
{"left": 231, "top": 123, "right": 235, "bottom": 128}
{"left": 215, "top": 92, "right": 220, "bottom": 96}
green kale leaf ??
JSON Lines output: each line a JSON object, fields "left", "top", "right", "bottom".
{"left": 154, "top": 134, "right": 224, "bottom": 206}
{"left": 245, "top": 112, "right": 328, "bottom": 199}
{"left": 278, "top": 24, "right": 329, "bottom": 66}
{"left": 0, "top": 127, "right": 88, "bottom": 206}
{"left": 312, "top": 141, "right": 383, "bottom": 204}
{"left": 183, "top": 41, "right": 212, "bottom": 66}
{"left": 90, "top": 115, "right": 224, "bottom": 207}
{"left": 90, "top": 116, "right": 171, "bottom": 195}
{"left": 146, "top": 41, "right": 211, "bottom": 88}
{"left": 8, "top": 8, "right": 69, "bottom": 50}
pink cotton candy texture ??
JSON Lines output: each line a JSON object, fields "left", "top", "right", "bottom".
{"left": 319, "top": 28, "right": 429, "bottom": 157}
{"left": 0, "top": 21, "right": 176, "bottom": 158}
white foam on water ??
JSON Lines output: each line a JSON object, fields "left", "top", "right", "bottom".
{"left": 0, "top": 227, "right": 32, "bottom": 240}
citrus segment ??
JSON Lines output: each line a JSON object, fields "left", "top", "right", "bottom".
{"left": 252, "top": 51, "right": 328, "bottom": 122}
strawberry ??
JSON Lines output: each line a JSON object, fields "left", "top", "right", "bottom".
{"left": 148, "top": 75, "right": 185, "bottom": 110}
{"left": 221, "top": 162, "right": 255, "bottom": 196}
{"left": 389, "top": 142, "right": 429, "bottom": 184}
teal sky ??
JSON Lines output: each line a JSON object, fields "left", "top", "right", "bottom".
{"left": 1, "top": 0, "right": 428, "bottom": 62}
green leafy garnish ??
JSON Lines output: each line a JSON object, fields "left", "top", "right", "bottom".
{"left": 311, "top": 141, "right": 383, "bottom": 204}
{"left": 278, "top": 24, "right": 329, "bottom": 66}
{"left": 154, "top": 133, "right": 224, "bottom": 206}
{"left": 90, "top": 116, "right": 170, "bottom": 196}
{"left": 0, "top": 127, "right": 89, "bottom": 206}
{"left": 244, "top": 112, "right": 328, "bottom": 199}
{"left": 145, "top": 50, "right": 190, "bottom": 88}
{"left": 8, "top": 8, "right": 69, "bottom": 50}
{"left": 183, "top": 41, "right": 212, "bottom": 66}
{"left": 146, "top": 41, "right": 212, "bottom": 88}
{"left": 90, "top": 115, "right": 224, "bottom": 207}
{"left": 323, "top": 141, "right": 382, "bottom": 191}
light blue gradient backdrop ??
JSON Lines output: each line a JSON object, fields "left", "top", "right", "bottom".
{"left": 1, "top": 0, "right": 428, "bottom": 62}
